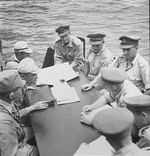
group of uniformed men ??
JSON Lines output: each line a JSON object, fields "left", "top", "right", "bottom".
{"left": 0, "top": 25, "right": 150, "bottom": 156}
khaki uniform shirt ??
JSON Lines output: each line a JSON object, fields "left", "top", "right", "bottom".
{"left": 136, "top": 125, "right": 150, "bottom": 149}
{"left": 104, "top": 80, "right": 142, "bottom": 108}
{"left": 86, "top": 46, "right": 114, "bottom": 81}
{"left": 109, "top": 53, "right": 150, "bottom": 91}
{"left": 54, "top": 35, "right": 84, "bottom": 69}
{"left": 113, "top": 143, "right": 150, "bottom": 156}
{"left": 4, "top": 54, "right": 19, "bottom": 70}
{"left": 0, "top": 99, "right": 38, "bottom": 156}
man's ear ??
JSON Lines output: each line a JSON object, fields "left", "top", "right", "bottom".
{"left": 141, "top": 111, "right": 148, "bottom": 124}
{"left": 112, "top": 85, "right": 117, "bottom": 90}
{"left": 9, "top": 92, "right": 14, "bottom": 100}
{"left": 134, "top": 45, "right": 138, "bottom": 50}
{"left": 20, "top": 74, "right": 25, "bottom": 80}
{"left": 141, "top": 112, "right": 147, "bottom": 118}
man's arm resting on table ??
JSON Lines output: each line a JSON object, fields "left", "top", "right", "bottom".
{"left": 89, "top": 73, "right": 102, "bottom": 88}
{"left": 19, "top": 101, "right": 49, "bottom": 117}
{"left": 90, "top": 95, "right": 108, "bottom": 111}
{"left": 143, "top": 88, "right": 150, "bottom": 96}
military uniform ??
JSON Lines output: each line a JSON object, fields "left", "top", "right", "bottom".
{"left": 137, "top": 125, "right": 150, "bottom": 148}
{"left": 113, "top": 143, "right": 150, "bottom": 156}
{"left": 109, "top": 36, "right": 150, "bottom": 92}
{"left": 124, "top": 95, "right": 150, "bottom": 149}
{"left": 92, "top": 108, "right": 150, "bottom": 156}
{"left": 18, "top": 58, "right": 54, "bottom": 145}
{"left": 0, "top": 70, "right": 38, "bottom": 156}
{"left": 97, "top": 67, "right": 142, "bottom": 108}
{"left": 103, "top": 79, "right": 142, "bottom": 108}
{"left": 55, "top": 35, "right": 83, "bottom": 69}
{"left": 110, "top": 53, "right": 150, "bottom": 92}
{"left": 0, "top": 100, "right": 38, "bottom": 156}
{"left": 85, "top": 33, "right": 114, "bottom": 81}
{"left": 55, "top": 26, "right": 84, "bottom": 70}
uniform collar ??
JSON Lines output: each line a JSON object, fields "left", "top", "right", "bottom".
{"left": 131, "top": 53, "right": 139, "bottom": 65}
{"left": 114, "top": 80, "right": 127, "bottom": 99}
{"left": 122, "top": 53, "right": 139, "bottom": 66}
{"left": 0, "top": 99, "right": 13, "bottom": 113}
{"left": 138, "top": 125, "right": 150, "bottom": 137}
{"left": 13, "top": 54, "right": 20, "bottom": 62}
{"left": 114, "top": 143, "right": 139, "bottom": 155}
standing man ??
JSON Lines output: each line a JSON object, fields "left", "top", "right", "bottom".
{"left": 4, "top": 41, "right": 33, "bottom": 70}
{"left": 124, "top": 95, "right": 150, "bottom": 148}
{"left": 54, "top": 26, "right": 84, "bottom": 70}
{"left": 81, "top": 36, "right": 150, "bottom": 95}
{"left": 92, "top": 108, "right": 150, "bottom": 156}
{"left": 83, "top": 33, "right": 113, "bottom": 81}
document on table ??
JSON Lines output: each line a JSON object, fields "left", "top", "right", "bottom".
{"left": 51, "top": 81, "right": 80, "bottom": 105}
{"left": 73, "top": 136, "right": 114, "bottom": 156}
{"left": 37, "top": 62, "right": 79, "bottom": 86}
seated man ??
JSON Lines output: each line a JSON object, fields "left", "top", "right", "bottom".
{"left": 0, "top": 70, "right": 48, "bottom": 156}
{"left": 4, "top": 41, "right": 33, "bottom": 70}
{"left": 92, "top": 108, "right": 150, "bottom": 156}
{"left": 54, "top": 26, "right": 84, "bottom": 70}
{"left": 18, "top": 58, "right": 54, "bottom": 144}
{"left": 81, "top": 67, "right": 142, "bottom": 125}
{"left": 124, "top": 95, "right": 150, "bottom": 148}
{"left": 83, "top": 33, "right": 113, "bottom": 81}
{"left": 81, "top": 35, "right": 150, "bottom": 95}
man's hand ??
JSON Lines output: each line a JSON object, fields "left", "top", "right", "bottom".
{"left": 143, "top": 89, "right": 150, "bottom": 96}
{"left": 81, "top": 84, "right": 93, "bottom": 91}
{"left": 80, "top": 112, "right": 92, "bottom": 125}
{"left": 30, "top": 101, "right": 49, "bottom": 111}
{"left": 82, "top": 105, "right": 93, "bottom": 113}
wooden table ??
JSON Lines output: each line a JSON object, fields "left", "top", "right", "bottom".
{"left": 30, "top": 71, "right": 101, "bottom": 156}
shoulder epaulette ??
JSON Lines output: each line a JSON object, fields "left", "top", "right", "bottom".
{"left": 71, "top": 36, "right": 81, "bottom": 46}
{"left": 27, "top": 86, "right": 35, "bottom": 90}
{"left": 137, "top": 55, "right": 148, "bottom": 68}
{"left": 55, "top": 37, "right": 61, "bottom": 43}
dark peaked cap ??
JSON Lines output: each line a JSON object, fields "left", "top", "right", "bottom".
{"left": 87, "top": 33, "right": 106, "bottom": 45}
{"left": 55, "top": 26, "right": 70, "bottom": 34}
{"left": 92, "top": 108, "right": 134, "bottom": 139}
{"left": 87, "top": 33, "right": 106, "bottom": 39}
{"left": 123, "top": 95, "right": 150, "bottom": 112}
{"left": 119, "top": 35, "right": 141, "bottom": 49}
{"left": 97, "top": 67, "right": 127, "bottom": 85}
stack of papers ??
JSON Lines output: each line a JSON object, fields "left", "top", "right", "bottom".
{"left": 37, "top": 62, "right": 79, "bottom": 86}
{"left": 51, "top": 81, "right": 80, "bottom": 105}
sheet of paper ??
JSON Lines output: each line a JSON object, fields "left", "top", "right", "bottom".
{"left": 51, "top": 81, "right": 72, "bottom": 101}
{"left": 73, "top": 136, "right": 114, "bottom": 156}
{"left": 37, "top": 62, "right": 79, "bottom": 86}
{"left": 51, "top": 82, "right": 80, "bottom": 105}
{"left": 57, "top": 87, "right": 80, "bottom": 105}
